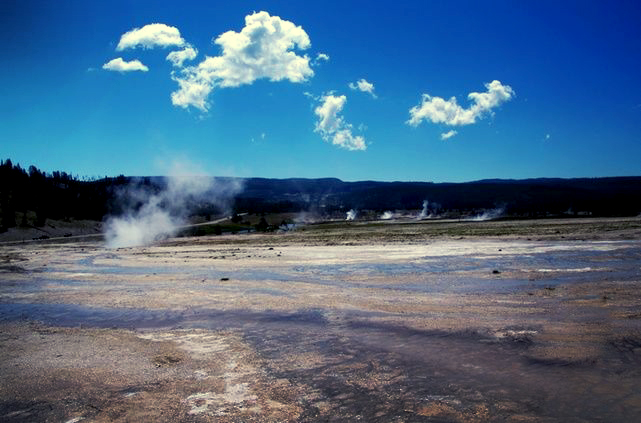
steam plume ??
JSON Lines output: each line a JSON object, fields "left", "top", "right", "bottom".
{"left": 380, "top": 211, "right": 394, "bottom": 220}
{"left": 419, "top": 200, "right": 430, "bottom": 219}
{"left": 104, "top": 160, "right": 242, "bottom": 248}
{"left": 346, "top": 209, "right": 357, "bottom": 221}
{"left": 469, "top": 206, "right": 505, "bottom": 221}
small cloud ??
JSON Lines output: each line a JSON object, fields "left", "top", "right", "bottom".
{"left": 407, "top": 80, "right": 514, "bottom": 127}
{"left": 117, "top": 23, "right": 186, "bottom": 50}
{"left": 314, "top": 94, "right": 366, "bottom": 151}
{"left": 348, "top": 78, "right": 377, "bottom": 98}
{"left": 440, "top": 130, "right": 458, "bottom": 140}
{"left": 303, "top": 91, "right": 320, "bottom": 101}
{"left": 261, "top": 132, "right": 266, "bottom": 140}
{"left": 313, "top": 52, "right": 330, "bottom": 65}
{"left": 102, "top": 58, "right": 149, "bottom": 72}
{"left": 545, "top": 133, "right": 551, "bottom": 140}
{"left": 166, "top": 46, "right": 198, "bottom": 67}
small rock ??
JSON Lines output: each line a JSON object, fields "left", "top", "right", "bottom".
{"left": 492, "top": 269, "right": 501, "bottom": 274}
{"left": 220, "top": 277, "right": 229, "bottom": 281}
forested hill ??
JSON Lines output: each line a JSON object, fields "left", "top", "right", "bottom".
{"left": 1, "top": 158, "right": 641, "bottom": 230}
{"left": 235, "top": 176, "right": 641, "bottom": 218}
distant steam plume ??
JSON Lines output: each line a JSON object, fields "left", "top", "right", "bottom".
{"left": 104, "top": 160, "right": 242, "bottom": 248}
{"left": 418, "top": 199, "right": 442, "bottom": 219}
{"left": 346, "top": 209, "right": 357, "bottom": 221}
{"left": 419, "top": 200, "right": 430, "bottom": 219}
{"left": 380, "top": 211, "right": 394, "bottom": 220}
{"left": 468, "top": 206, "right": 505, "bottom": 221}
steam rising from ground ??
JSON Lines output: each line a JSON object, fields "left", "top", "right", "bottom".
{"left": 380, "top": 211, "right": 394, "bottom": 220}
{"left": 346, "top": 209, "right": 357, "bottom": 221}
{"left": 419, "top": 200, "right": 430, "bottom": 219}
{"left": 418, "top": 200, "right": 442, "bottom": 219}
{"left": 469, "top": 206, "right": 505, "bottom": 221}
{"left": 105, "top": 161, "right": 242, "bottom": 248}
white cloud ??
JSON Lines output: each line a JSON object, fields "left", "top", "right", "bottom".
{"left": 117, "top": 23, "right": 186, "bottom": 50}
{"left": 166, "top": 46, "right": 198, "bottom": 67}
{"left": 440, "top": 130, "right": 458, "bottom": 140}
{"left": 314, "top": 94, "right": 366, "bottom": 151}
{"left": 407, "top": 80, "right": 514, "bottom": 127}
{"left": 545, "top": 133, "right": 551, "bottom": 140}
{"left": 303, "top": 91, "right": 317, "bottom": 100}
{"left": 349, "top": 78, "right": 377, "bottom": 98}
{"left": 171, "top": 11, "right": 313, "bottom": 111}
{"left": 170, "top": 74, "right": 213, "bottom": 112}
{"left": 102, "top": 57, "right": 149, "bottom": 72}
{"left": 313, "top": 52, "right": 330, "bottom": 65}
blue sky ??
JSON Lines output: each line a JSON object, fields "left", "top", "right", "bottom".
{"left": 2, "top": 0, "right": 640, "bottom": 182}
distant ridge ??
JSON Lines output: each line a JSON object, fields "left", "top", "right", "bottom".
{"left": 1, "top": 159, "right": 641, "bottom": 229}
{"left": 235, "top": 176, "right": 641, "bottom": 217}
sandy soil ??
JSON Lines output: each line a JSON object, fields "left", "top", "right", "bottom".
{"left": 1, "top": 218, "right": 641, "bottom": 422}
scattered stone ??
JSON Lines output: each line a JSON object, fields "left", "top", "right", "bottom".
{"left": 492, "top": 269, "right": 501, "bottom": 274}
{"left": 220, "top": 277, "right": 229, "bottom": 281}
{"left": 152, "top": 354, "right": 182, "bottom": 367}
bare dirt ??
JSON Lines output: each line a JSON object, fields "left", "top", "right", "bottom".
{"left": 1, "top": 217, "right": 641, "bottom": 422}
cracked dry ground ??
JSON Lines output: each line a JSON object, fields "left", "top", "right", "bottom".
{"left": 1, "top": 228, "right": 641, "bottom": 422}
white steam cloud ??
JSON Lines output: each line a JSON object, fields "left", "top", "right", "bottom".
{"left": 419, "top": 200, "right": 430, "bottom": 219}
{"left": 380, "top": 211, "right": 394, "bottom": 220}
{"left": 468, "top": 206, "right": 505, "bottom": 221}
{"left": 104, "top": 160, "right": 243, "bottom": 248}
{"left": 407, "top": 80, "right": 514, "bottom": 127}
{"left": 418, "top": 200, "right": 442, "bottom": 219}
{"left": 314, "top": 94, "right": 366, "bottom": 151}
{"left": 346, "top": 209, "right": 357, "bottom": 221}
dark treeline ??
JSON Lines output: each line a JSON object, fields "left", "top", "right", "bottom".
{"left": 0, "top": 159, "right": 130, "bottom": 231}
{"left": 2, "top": 158, "right": 641, "bottom": 232}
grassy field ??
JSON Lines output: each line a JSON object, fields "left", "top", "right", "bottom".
{"left": 169, "top": 216, "right": 641, "bottom": 247}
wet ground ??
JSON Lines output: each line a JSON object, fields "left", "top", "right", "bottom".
{"left": 1, "top": 223, "right": 641, "bottom": 422}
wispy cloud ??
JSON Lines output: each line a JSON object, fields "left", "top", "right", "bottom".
{"left": 102, "top": 58, "right": 149, "bottom": 72}
{"left": 407, "top": 80, "right": 514, "bottom": 127}
{"left": 440, "top": 130, "right": 458, "bottom": 140}
{"left": 171, "top": 11, "right": 313, "bottom": 111}
{"left": 313, "top": 53, "right": 330, "bottom": 65}
{"left": 348, "top": 78, "right": 377, "bottom": 98}
{"left": 116, "top": 23, "right": 186, "bottom": 50}
{"left": 166, "top": 46, "right": 198, "bottom": 67}
{"left": 314, "top": 94, "right": 366, "bottom": 151}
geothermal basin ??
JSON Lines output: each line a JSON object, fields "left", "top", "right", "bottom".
{"left": 1, "top": 218, "right": 641, "bottom": 422}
